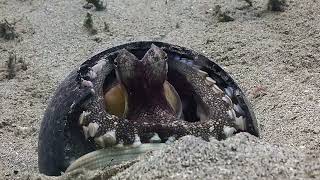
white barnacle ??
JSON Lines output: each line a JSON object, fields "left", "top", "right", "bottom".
{"left": 227, "top": 109, "right": 236, "bottom": 120}
{"left": 222, "top": 95, "right": 233, "bottom": 106}
{"left": 235, "top": 116, "right": 246, "bottom": 130}
{"left": 94, "top": 136, "right": 105, "bottom": 148}
{"left": 224, "top": 87, "right": 233, "bottom": 98}
{"left": 212, "top": 84, "right": 224, "bottom": 94}
{"left": 79, "top": 111, "right": 91, "bottom": 125}
{"left": 150, "top": 133, "right": 161, "bottom": 143}
{"left": 106, "top": 130, "right": 116, "bottom": 138}
{"left": 92, "top": 60, "right": 106, "bottom": 73}
{"left": 209, "top": 126, "right": 216, "bottom": 133}
{"left": 81, "top": 79, "right": 93, "bottom": 88}
{"left": 87, "top": 70, "right": 97, "bottom": 79}
{"left": 165, "top": 136, "right": 176, "bottom": 144}
{"left": 82, "top": 126, "right": 89, "bottom": 140}
{"left": 233, "top": 104, "right": 245, "bottom": 115}
{"left": 90, "top": 88, "right": 95, "bottom": 94}
{"left": 94, "top": 130, "right": 117, "bottom": 148}
{"left": 205, "top": 76, "right": 216, "bottom": 86}
{"left": 103, "top": 132, "right": 117, "bottom": 146}
{"left": 197, "top": 69, "right": 208, "bottom": 77}
{"left": 131, "top": 134, "right": 142, "bottom": 147}
{"left": 88, "top": 122, "right": 99, "bottom": 137}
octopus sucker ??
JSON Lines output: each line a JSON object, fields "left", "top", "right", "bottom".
{"left": 205, "top": 76, "right": 216, "bottom": 86}
{"left": 223, "top": 126, "right": 237, "bottom": 137}
{"left": 38, "top": 41, "right": 259, "bottom": 176}
{"left": 78, "top": 110, "right": 90, "bottom": 125}
{"left": 94, "top": 130, "right": 117, "bottom": 148}
{"left": 197, "top": 69, "right": 208, "bottom": 77}
{"left": 212, "top": 84, "right": 224, "bottom": 94}
{"left": 222, "top": 95, "right": 233, "bottom": 107}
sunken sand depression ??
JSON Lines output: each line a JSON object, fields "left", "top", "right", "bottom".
{"left": 0, "top": 0, "right": 320, "bottom": 179}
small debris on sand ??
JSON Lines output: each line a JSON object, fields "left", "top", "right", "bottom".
{"left": 3, "top": 52, "right": 28, "bottom": 80}
{"left": 214, "top": 5, "right": 234, "bottom": 22}
{"left": 84, "top": 12, "right": 98, "bottom": 35}
{"left": 86, "top": 0, "right": 106, "bottom": 11}
{"left": 0, "top": 19, "right": 18, "bottom": 40}
{"left": 268, "top": 0, "right": 287, "bottom": 11}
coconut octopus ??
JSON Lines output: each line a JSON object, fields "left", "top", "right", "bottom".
{"left": 38, "top": 42, "right": 259, "bottom": 176}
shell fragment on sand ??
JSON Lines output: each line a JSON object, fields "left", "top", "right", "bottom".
{"left": 65, "top": 143, "right": 166, "bottom": 173}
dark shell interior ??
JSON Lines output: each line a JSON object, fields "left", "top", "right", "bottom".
{"left": 38, "top": 41, "right": 259, "bottom": 176}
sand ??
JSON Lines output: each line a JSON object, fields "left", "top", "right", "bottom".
{"left": 0, "top": 0, "right": 319, "bottom": 179}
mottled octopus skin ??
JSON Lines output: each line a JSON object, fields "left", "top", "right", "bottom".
{"left": 38, "top": 41, "right": 259, "bottom": 176}
{"left": 114, "top": 45, "right": 230, "bottom": 140}
{"left": 79, "top": 45, "right": 228, "bottom": 144}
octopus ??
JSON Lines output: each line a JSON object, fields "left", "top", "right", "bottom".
{"left": 38, "top": 42, "right": 259, "bottom": 176}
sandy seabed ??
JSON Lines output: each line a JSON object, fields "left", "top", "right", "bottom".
{"left": 0, "top": 0, "right": 319, "bottom": 179}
